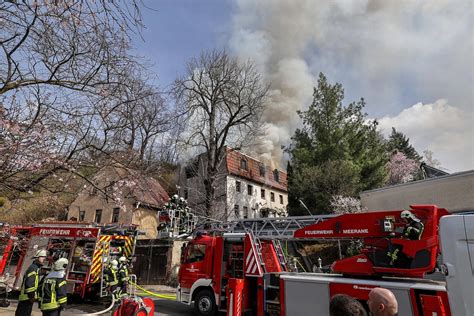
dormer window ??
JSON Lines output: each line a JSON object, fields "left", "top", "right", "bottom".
{"left": 273, "top": 169, "right": 279, "bottom": 182}
{"left": 240, "top": 158, "right": 248, "bottom": 170}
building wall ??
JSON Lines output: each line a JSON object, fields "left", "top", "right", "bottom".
{"left": 360, "top": 170, "right": 474, "bottom": 213}
{"left": 68, "top": 191, "right": 133, "bottom": 224}
{"left": 179, "top": 154, "right": 228, "bottom": 219}
{"left": 226, "top": 175, "right": 288, "bottom": 220}
{"left": 131, "top": 208, "right": 160, "bottom": 239}
{"left": 68, "top": 191, "right": 159, "bottom": 239}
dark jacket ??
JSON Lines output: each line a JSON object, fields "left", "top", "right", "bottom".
{"left": 39, "top": 271, "right": 67, "bottom": 312}
{"left": 403, "top": 220, "right": 424, "bottom": 240}
{"left": 19, "top": 260, "right": 42, "bottom": 302}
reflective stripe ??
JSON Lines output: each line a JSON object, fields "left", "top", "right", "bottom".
{"left": 19, "top": 267, "right": 39, "bottom": 301}
{"left": 40, "top": 279, "right": 60, "bottom": 311}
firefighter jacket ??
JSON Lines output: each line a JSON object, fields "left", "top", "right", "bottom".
{"left": 18, "top": 260, "right": 42, "bottom": 301}
{"left": 39, "top": 271, "right": 67, "bottom": 312}
{"left": 403, "top": 220, "right": 424, "bottom": 240}
{"left": 104, "top": 267, "right": 118, "bottom": 287}
{"left": 118, "top": 265, "right": 129, "bottom": 283}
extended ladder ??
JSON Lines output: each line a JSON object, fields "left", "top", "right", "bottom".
{"left": 217, "top": 215, "right": 335, "bottom": 240}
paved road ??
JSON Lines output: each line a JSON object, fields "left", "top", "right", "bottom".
{"left": 1, "top": 298, "right": 194, "bottom": 315}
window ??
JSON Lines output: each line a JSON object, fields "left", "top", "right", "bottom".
{"left": 279, "top": 195, "right": 284, "bottom": 204}
{"left": 259, "top": 164, "right": 265, "bottom": 176}
{"left": 234, "top": 204, "right": 239, "bottom": 216}
{"left": 261, "top": 189, "right": 265, "bottom": 199}
{"left": 236, "top": 181, "right": 241, "bottom": 192}
{"left": 243, "top": 206, "right": 248, "bottom": 219}
{"left": 273, "top": 169, "right": 280, "bottom": 182}
{"left": 79, "top": 210, "right": 85, "bottom": 221}
{"left": 247, "top": 184, "right": 253, "bottom": 195}
{"left": 112, "top": 207, "right": 120, "bottom": 223}
{"left": 185, "top": 244, "right": 207, "bottom": 263}
{"left": 94, "top": 209, "right": 102, "bottom": 223}
{"left": 240, "top": 159, "right": 248, "bottom": 170}
{"left": 270, "top": 192, "right": 275, "bottom": 202}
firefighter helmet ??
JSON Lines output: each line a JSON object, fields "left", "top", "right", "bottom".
{"left": 34, "top": 249, "right": 48, "bottom": 258}
{"left": 401, "top": 210, "right": 417, "bottom": 221}
{"left": 53, "top": 258, "right": 69, "bottom": 271}
{"left": 119, "top": 256, "right": 127, "bottom": 263}
{"left": 110, "top": 259, "right": 118, "bottom": 269}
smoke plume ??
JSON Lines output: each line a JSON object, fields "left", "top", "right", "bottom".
{"left": 230, "top": 0, "right": 473, "bottom": 169}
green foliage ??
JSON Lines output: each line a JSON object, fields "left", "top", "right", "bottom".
{"left": 387, "top": 128, "right": 422, "bottom": 161}
{"left": 287, "top": 73, "right": 388, "bottom": 215}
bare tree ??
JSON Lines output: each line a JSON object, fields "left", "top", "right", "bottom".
{"left": 0, "top": 1, "right": 145, "bottom": 196}
{"left": 173, "top": 50, "right": 267, "bottom": 218}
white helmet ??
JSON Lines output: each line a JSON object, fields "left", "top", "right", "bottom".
{"left": 34, "top": 249, "right": 48, "bottom": 258}
{"left": 401, "top": 210, "right": 417, "bottom": 221}
{"left": 110, "top": 259, "right": 118, "bottom": 269}
{"left": 53, "top": 258, "right": 69, "bottom": 271}
{"left": 119, "top": 256, "right": 127, "bottom": 263}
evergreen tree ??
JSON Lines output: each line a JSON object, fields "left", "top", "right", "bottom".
{"left": 387, "top": 128, "right": 422, "bottom": 161}
{"left": 287, "top": 73, "right": 388, "bottom": 215}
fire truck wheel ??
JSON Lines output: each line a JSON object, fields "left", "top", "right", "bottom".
{"left": 194, "top": 289, "right": 216, "bottom": 316}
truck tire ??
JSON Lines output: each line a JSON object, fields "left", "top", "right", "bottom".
{"left": 194, "top": 289, "right": 216, "bottom": 316}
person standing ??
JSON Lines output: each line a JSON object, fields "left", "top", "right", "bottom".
{"left": 367, "top": 288, "right": 398, "bottom": 316}
{"left": 104, "top": 259, "right": 119, "bottom": 299}
{"left": 15, "top": 249, "right": 47, "bottom": 316}
{"left": 117, "top": 256, "right": 129, "bottom": 297}
{"left": 39, "top": 258, "right": 68, "bottom": 316}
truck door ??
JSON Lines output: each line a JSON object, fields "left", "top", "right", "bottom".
{"left": 180, "top": 241, "right": 212, "bottom": 289}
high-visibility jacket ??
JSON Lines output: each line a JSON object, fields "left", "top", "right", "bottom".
{"left": 403, "top": 220, "right": 424, "bottom": 240}
{"left": 39, "top": 273, "right": 67, "bottom": 311}
{"left": 118, "top": 265, "right": 129, "bottom": 283}
{"left": 19, "top": 261, "right": 42, "bottom": 301}
{"left": 104, "top": 267, "right": 118, "bottom": 286}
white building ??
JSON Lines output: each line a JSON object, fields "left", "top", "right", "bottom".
{"left": 179, "top": 149, "right": 288, "bottom": 221}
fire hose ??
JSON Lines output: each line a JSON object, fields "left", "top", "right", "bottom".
{"left": 128, "top": 281, "right": 176, "bottom": 300}
{"left": 78, "top": 295, "right": 115, "bottom": 316}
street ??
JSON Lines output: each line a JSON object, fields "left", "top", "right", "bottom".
{"left": 0, "top": 297, "right": 193, "bottom": 315}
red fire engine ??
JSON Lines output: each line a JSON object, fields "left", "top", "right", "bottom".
{"left": 171, "top": 205, "right": 473, "bottom": 316}
{"left": 0, "top": 222, "right": 138, "bottom": 299}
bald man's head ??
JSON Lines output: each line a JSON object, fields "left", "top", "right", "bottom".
{"left": 368, "top": 288, "right": 398, "bottom": 316}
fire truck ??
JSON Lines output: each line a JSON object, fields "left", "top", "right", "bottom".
{"left": 0, "top": 221, "right": 138, "bottom": 299}
{"left": 169, "top": 205, "right": 473, "bottom": 316}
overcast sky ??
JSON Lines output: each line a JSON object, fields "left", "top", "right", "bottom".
{"left": 132, "top": 0, "right": 473, "bottom": 172}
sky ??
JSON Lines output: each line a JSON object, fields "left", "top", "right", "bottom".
{"left": 132, "top": 0, "right": 473, "bottom": 172}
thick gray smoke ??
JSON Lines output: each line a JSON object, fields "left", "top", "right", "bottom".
{"left": 230, "top": 0, "right": 473, "bottom": 170}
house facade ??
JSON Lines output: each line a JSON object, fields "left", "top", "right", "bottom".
{"left": 180, "top": 149, "right": 288, "bottom": 221}
{"left": 67, "top": 165, "right": 170, "bottom": 239}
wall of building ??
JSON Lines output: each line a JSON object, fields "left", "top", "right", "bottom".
{"left": 68, "top": 191, "right": 133, "bottom": 224}
{"left": 68, "top": 191, "right": 160, "bottom": 239}
{"left": 360, "top": 170, "right": 474, "bottom": 213}
{"left": 178, "top": 154, "right": 228, "bottom": 219}
{"left": 131, "top": 208, "right": 160, "bottom": 239}
{"left": 226, "top": 175, "right": 287, "bottom": 220}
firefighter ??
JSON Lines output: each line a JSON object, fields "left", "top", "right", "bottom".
{"left": 15, "top": 249, "right": 47, "bottom": 316}
{"left": 118, "top": 256, "right": 129, "bottom": 296}
{"left": 39, "top": 258, "right": 68, "bottom": 316}
{"left": 387, "top": 211, "right": 424, "bottom": 267}
{"left": 400, "top": 210, "right": 424, "bottom": 240}
{"left": 104, "top": 259, "right": 119, "bottom": 299}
